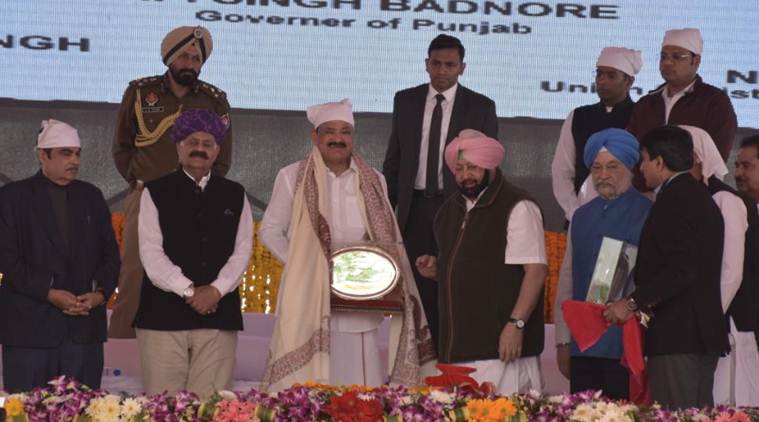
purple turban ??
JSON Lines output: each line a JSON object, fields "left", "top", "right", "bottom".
{"left": 171, "top": 109, "right": 228, "bottom": 144}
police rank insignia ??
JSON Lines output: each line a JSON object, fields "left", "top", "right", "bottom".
{"left": 142, "top": 91, "right": 164, "bottom": 113}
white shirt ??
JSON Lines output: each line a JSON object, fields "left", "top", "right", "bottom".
{"left": 551, "top": 109, "right": 599, "bottom": 221}
{"left": 138, "top": 171, "right": 254, "bottom": 297}
{"left": 414, "top": 83, "right": 458, "bottom": 191}
{"left": 260, "top": 160, "right": 389, "bottom": 332}
{"left": 712, "top": 190, "right": 747, "bottom": 312}
{"left": 662, "top": 79, "right": 697, "bottom": 123}
{"left": 463, "top": 193, "right": 547, "bottom": 265}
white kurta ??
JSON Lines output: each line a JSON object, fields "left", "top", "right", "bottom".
{"left": 260, "top": 160, "right": 387, "bottom": 386}
{"left": 457, "top": 193, "right": 547, "bottom": 395}
{"left": 551, "top": 109, "right": 599, "bottom": 221}
{"left": 711, "top": 190, "right": 759, "bottom": 406}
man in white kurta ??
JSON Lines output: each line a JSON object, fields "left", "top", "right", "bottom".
{"left": 261, "top": 156, "right": 388, "bottom": 386}
{"left": 682, "top": 126, "right": 759, "bottom": 406}
{"left": 260, "top": 99, "right": 435, "bottom": 390}
{"left": 551, "top": 47, "right": 642, "bottom": 221}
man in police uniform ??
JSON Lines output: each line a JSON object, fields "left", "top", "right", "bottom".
{"left": 109, "top": 26, "right": 233, "bottom": 338}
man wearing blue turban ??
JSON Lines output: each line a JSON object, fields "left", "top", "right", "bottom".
{"left": 554, "top": 128, "right": 652, "bottom": 400}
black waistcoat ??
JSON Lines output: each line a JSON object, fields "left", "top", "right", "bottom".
{"left": 571, "top": 97, "right": 635, "bottom": 193}
{"left": 434, "top": 169, "right": 545, "bottom": 363}
{"left": 134, "top": 170, "right": 244, "bottom": 331}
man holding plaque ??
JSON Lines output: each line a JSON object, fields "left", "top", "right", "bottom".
{"left": 260, "top": 99, "right": 435, "bottom": 392}
{"left": 604, "top": 126, "right": 727, "bottom": 409}
{"left": 553, "top": 128, "right": 652, "bottom": 399}
{"left": 416, "top": 130, "right": 547, "bottom": 395}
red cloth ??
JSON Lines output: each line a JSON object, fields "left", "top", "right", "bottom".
{"left": 561, "top": 300, "right": 650, "bottom": 404}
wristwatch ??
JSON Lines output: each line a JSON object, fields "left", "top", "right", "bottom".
{"left": 625, "top": 297, "right": 639, "bottom": 312}
{"left": 508, "top": 317, "right": 525, "bottom": 329}
{"left": 182, "top": 285, "right": 195, "bottom": 299}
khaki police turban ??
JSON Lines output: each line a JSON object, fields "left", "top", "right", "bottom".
{"left": 161, "top": 26, "right": 213, "bottom": 66}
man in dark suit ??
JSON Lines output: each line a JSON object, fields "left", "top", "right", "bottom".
{"left": 0, "top": 119, "right": 120, "bottom": 392}
{"left": 604, "top": 125, "right": 728, "bottom": 409}
{"left": 382, "top": 35, "right": 498, "bottom": 350}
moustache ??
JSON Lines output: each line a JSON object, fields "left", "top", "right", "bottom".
{"left": 189, "top": 151, "right": 209, "bottom": 159}
{"left": 65, "top": 166, "right": 79, "bottom": 172}
{"left": 327, "top": 141, "right": 347, "bottom": 148}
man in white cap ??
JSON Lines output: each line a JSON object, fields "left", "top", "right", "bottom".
{"left": 682, "top": 126, "right": 759, "bottom": 406}
{"left": 552, "top": 47, "right": 642, "bottom": 221}
{"left": 0, "top": 120, "right": 120, "bottom": 392}
{"left": 627, "top": 28, "right": 737, "bottom": 163}
{"left": 110, "top": 25, "right": 233, "bottom": 338}
{"left": 260, "top": 99, "right": 435, "bottom": 392}
{"left": 416, "top": 129, "right": 547, "bottom": 395}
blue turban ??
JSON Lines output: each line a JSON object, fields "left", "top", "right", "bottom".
{"left": 171, "top": 109, "right": 228, "bottom": 144}
{"left": 583, "top": 128, "right": 640, "bottom": 170}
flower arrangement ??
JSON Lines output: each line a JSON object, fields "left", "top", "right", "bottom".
{"left": 3, "top": 376, "right": 759, "bottom": 422}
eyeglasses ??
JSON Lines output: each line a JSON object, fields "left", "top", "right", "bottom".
{"left": 659, "top": 52, "right": 694, "bottom": 62}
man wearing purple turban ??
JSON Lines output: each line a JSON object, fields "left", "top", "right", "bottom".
{"left": 131, "top": 109, "right": 252, "bottom": 398}
{"left": 416, "top": 130, "right": 547, "bottom": 394}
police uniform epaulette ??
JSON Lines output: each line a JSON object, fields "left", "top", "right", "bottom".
{"left": 197, "top": 81, "right": 227, "bottom": 100}
{"left": 129, "top": 75, "right": 163, "bottom": 88}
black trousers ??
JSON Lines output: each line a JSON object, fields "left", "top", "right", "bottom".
{"left": 403, "top": 191, "right": 444, "bottom": 353}
{"left": 2, "top": 339, "right": 104, "bottom": 393}
{"left": 647, "top": 353, "right": 718, "bottom": 409}
{"left": 570, "top": 356, "right": 629, "bottom": 400}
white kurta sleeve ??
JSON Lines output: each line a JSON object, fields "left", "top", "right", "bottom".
{"left": 138, "top": 188, "right": 194, "bottom": 297}
{"left": 713, "top": 191, "right": 747, "bottom": 312}
{"left": 551, "top": 110, "right": 581, "bottom": 221}
{"left": 553, "top": 227, "right": 574, "bottom": 345}
{"left": 211, "top": 195, "right": 254, "bottom": 296}
{"left": 504, "top": 200, "right": 547, "bottom": 265}
{"left": 260, "top": 166, "right": 296, "bottom": 264}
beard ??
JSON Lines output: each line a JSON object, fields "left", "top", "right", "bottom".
{"left": 457, "top": 169, "right": 490, "bottom": 200}
{"left": 169, "top": 66, "right": 199, "bottom": 86}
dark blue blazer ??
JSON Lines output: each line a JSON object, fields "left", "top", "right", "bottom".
{"left": 0, "top": 172, "right": 120, "bottom": 347}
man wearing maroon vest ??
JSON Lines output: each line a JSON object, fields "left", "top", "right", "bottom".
{"left": 416, "top": 130, "right": 547, "bottom": 395}
{"left": 627, "top": 28, "right": 736, "bottom": 162}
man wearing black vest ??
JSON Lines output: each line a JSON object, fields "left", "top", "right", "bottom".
{"left": 552, "top": 47, "right": 642, "bottom": 221}
{"left": 383, "top": 35, "right": 498, "bottom": 352}
{"left": 605, "top": 126, "right": 728, "bottom": 409}
{"left": 133, "top": 109, "right": 252, "bottom": 398}
{"left": 416, "top": 130, "right": 547, "bottom": 395}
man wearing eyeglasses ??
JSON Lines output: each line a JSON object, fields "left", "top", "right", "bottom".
{"left": 627, "top": 28, "right": 737, "bottom": 162}
{"left": 551, "top": 47, "right": 642, "bottom": 222}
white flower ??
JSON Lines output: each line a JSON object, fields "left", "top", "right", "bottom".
{"left": 429, "top": 390, "right": 454, "bottom": 404}
{"left": 120, "top": 397, "right": 143, "bottom": 420}
{"left": 571, "top": 403, "right": 599, "bottom": 422}
{"left": 217, "top": 390, "right": 237, "bottom": 401}
{"left": 400, "top": 395, "right": 415, "bottom": 406}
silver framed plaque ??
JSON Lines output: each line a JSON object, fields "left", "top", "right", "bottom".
{"left": 586, "top": 237, "right": 638, "bottom": 304}
{"left": 330, "top": 245, "right": 400, "bottom": 301}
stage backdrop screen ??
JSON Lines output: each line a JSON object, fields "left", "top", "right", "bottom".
{"left": 2, "top": 1, "right": 757, "bottom": 127}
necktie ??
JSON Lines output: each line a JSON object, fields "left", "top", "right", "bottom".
{"left": 425, "top": 93, "right": 445, "bottom": 197}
